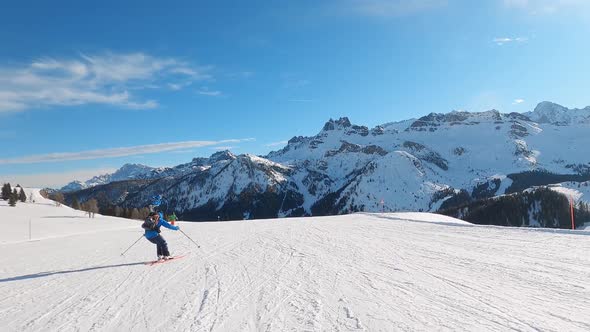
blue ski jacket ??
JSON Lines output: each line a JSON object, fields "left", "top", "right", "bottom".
{"left": 144, "top": 212, "right": 179, "bottom": 239}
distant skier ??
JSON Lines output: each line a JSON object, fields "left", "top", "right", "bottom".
{"left": 168, "top": 212, "right": 178, "bottom": 225}
{"left": 142, "top": 211, "right": 179, "bottom": 260}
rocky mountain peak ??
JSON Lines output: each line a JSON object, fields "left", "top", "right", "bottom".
{"left": 209, "top": 150, "right": 237, "bottom": 163}
{"left": 322, "top": 117, "right": 352, "bottom": 131}
{"left": 526, "top": 101, "right": 590, "bottom": 125}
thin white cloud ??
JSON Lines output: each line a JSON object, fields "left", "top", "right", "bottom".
{"left": 210, "top": 146, "right": 236, "bottom": 151}
{"left": 0, "top": 167, "right": 118, "bottom": 188}
{"left": 0, "top": 52, "right": 211, "bottom": 112}
{"left": 168, "top": 82, "right": 193, "bottom": 91}
{"left": 0, "top": 139, "right": 254, "bottom": 165}
{"left": 513, "top": 99, "right": 525, "bottom": 104}
{"left": 265, "top": 141, "right": 289, "bottom": 147}
{"left": 169, "top": 149, "right": 197, "bottom": 154}
{"left": 197, "top": 87, "right": 222, "bottom": 96}
{"left": 346, "top": 0, "right": 447, "bottom": 17}
{"left": 493, "top": 37, "right": 528, "bottom": 45}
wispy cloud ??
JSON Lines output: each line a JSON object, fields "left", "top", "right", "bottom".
{"left": 210, "top": 146, "right": 236, "bottom": 151}
{"left": 281, "top": 74, "right": 311, "bottom": 89}
{"left": 0, "top": 139, "right": 254, "bottom": 165}
{"left": 0, "top": 167, "right": 118, "bottom": 188}
{"left": 513, "top": 98, "right": 525, "bottom": 104}
{"left": 168, "top": 81, "right": 193, "bottom": 91}
{"left": 197, "top": 87, "right": 223, "bottom": 97}
{"left": 265, "top": 141, "right": 289, "bottom": 147}
{"left": 169, "top": 149, "right": 197, "bottom": 154}
{"left": 0, "top": 52, "right": 211, "bottom": 112}
{"left": 344, "top": 0, "right": 447, "bottom": 17}
{"left": 493, "top": 37, "right": 528, "bottom": 45}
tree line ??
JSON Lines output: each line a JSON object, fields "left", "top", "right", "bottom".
{"left": 54, "top": 192, "right": 153, "bottom": 220}
{"left": 440, "top": 187, "right": 590, "bottom": 229}
{"left": 2, "top": 183, "right": 28, "bottom": 207}
{"left": 48, "top": 192, "right": 102, "bottom": 218}
{"left": 2, "top": 182, "right": 152, "bottom": 220}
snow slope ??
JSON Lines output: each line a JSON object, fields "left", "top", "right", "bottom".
{"left": 1, "top": 191, "right": 590, "bottom": 331}
{"left": 0, "top": 188, "right": 136, "bottom": 244}
{"left": 547, "top": 181, "right": 590, "bottom": 205}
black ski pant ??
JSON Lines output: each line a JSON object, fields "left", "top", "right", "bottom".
{"left": 148, "top": 235, "right": 170, "bottom": 257}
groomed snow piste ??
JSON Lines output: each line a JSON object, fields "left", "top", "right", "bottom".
{"left": 1, "top": 189, "right": 589, "bottom": 331}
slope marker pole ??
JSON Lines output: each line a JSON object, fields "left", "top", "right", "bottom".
{"left": 570, "top": 196, "right": 575, "bottom": 230}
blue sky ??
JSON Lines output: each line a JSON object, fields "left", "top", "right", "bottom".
{"left": 1, "top": 0, "right": 590, "bottom": 187}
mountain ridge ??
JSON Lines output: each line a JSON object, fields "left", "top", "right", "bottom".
{"left": 60, "top": 101, "right": 590, "bottom": 224}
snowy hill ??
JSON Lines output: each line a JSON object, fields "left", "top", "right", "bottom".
{"left": 546, "top": 181, "right": 590, "bottom": 205}
{"left": 2, "top": 191, "right": 590, "bottom": 331}
{"left": 0, "top": 188, "right": 135, "bottom": 244}
{"left": 60, "top": 101, "right": 590, "bottom": 224}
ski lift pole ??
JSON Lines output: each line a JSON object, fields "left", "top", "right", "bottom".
{"left": 179, "top": 229, "right": 201, "bottom": 248}
{"left": 120, "top": 234, "right": 144, "bottom": 256}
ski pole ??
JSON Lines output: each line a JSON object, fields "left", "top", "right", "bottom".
{"left": 179, "top": 229, "right": 200, "bottom": 248}
{"left": 120, "top": 234, "right": 144, "bottom": 256}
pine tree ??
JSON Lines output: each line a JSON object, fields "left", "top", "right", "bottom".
{"left": 90, "top": 199, "right": 99, "bottom": 217}
{"left": 114, "top": 206, "right": 123, "bottom": 217}
{"left": 71, "top": 196, "right": 81, "bottom": 210}
{"left": 51, "top": 192, "right": 65, "bottom": 207}
{"left": 131, "top": 208, "right": 140, "bottom": 220}
{"left": 140, "top": 207, "right": 150, "bottom": 219}
{"left": 8, "top": 188, "right": 17, "bottom": 207}
{"left": 1, "top": 183, "right": 12, "bottom": 201}
{"left": 18, "top": 188, "right": 27, "bottom": 202}
{"left": 85, "top": 199, "right": 99, "bottom": 218}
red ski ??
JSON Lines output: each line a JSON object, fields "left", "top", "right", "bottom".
{"left": 146, "top": 254, "right": 187, "bottom": 266}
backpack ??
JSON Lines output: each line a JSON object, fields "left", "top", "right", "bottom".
{"left": 142, "top": 216, "right": 159, "bottom": 231}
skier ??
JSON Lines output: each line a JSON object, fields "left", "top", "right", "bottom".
{"left": 142, "top": 211, "right": 180, "bottom": 260}
{"left": 168, "top": 212, "right": 178, "bottom": 225}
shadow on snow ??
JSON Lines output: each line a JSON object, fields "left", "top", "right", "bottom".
{"left": 0, "top": 261, "right": 148, "bottom": 283}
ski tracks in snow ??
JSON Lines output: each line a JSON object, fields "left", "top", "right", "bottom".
{"left": 2, "top": 214, "right": 590, "bottom": 331}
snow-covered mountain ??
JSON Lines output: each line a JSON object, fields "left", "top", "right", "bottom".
{"left": 60, "top": 164, "right": 157, "bottom": 192}
{"left": 63, "top": 101, "right": 590, "bottom": 223}
{"left": 60, "top": 161, "right": 208, "bottom": 192}
{"left": 525, "top": 101, "right": 590, "bottom": 125}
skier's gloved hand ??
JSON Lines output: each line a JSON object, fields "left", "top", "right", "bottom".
{"left": 175, "top": 226, "right": 180, "bottom": 231}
